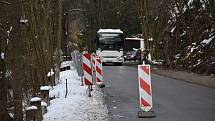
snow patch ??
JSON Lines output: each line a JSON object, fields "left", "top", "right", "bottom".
{"left": 201, "top": 36, "right": 215, "bottom": 45}
{"left": 200, "top": 0, "right": 206, "bottom": 9}
{"left": 174, "top": 6, "right": 179, "bottom": 13}
{"left": 26, "top": 106, "right": 38, "bottom": 111}
{"left": 180, "top": 30, "right": 187, "bottom": 37}
{"left": 40, "top": 86, "right": 50, "bottom": 91}
{"left": 30, "top": 97, "right": 41, "bottom": 102}
{"left": 192, "top": 42, "right": 196, "bottom": 46}
{"left": 9, "top": 113, "right": 14, "bottom": 118}
{"left": 41, "top": 101, "right": 48, "bottom": 107}
{"left": 175, "top": 54, "right": 181, "bottom": 59}
{"left": 97, "top": 29, "right": 123, "bottom": 34}
{"left": 183, "top": 6, "right": 187, "bottom": 13}
{"left": 20, "top": 19, "right": 28, "bottom": 24}
{"left": 47, "top": 69, "right": 54, "bottom": 77}
{"left": 1, "top": 53, "right": 4, "bottom": 59}
{"left": 193, "top": 59, "right": 202, "bottom": 67}
{"left": 191, "top": 46, "right": 198, "bottom": 53}
{"left": 188, "top": 0, "right": 193, "bottom": 7}
{"left": 171, "top": 26, "right": 176, "bottom": 33}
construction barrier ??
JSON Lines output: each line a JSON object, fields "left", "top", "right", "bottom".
{"left": 82, "top": 53, "right": 93, "bottom": 85}
{"left": 95, "top": 57, "right": 103, "bottom": 85}
{"left": 138, "top": 65, "right": 155, "bottom": 118}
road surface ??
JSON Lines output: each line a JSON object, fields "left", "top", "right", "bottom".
{"left": 103, "top": 65, "right": 215, "bottom": 121}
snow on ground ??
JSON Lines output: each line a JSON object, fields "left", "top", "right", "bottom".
{"left": 201, "top": 36, "right": 215, "bottom": 45}
{"left": 43, "top": 61, "right": 108, "bottom": 121}
{"left": 97, "top": 29, "right": 123, "bottom": 34}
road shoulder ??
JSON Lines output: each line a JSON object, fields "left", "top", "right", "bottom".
{"left": 152, "top": 68, "right": 215, "bottom": 89}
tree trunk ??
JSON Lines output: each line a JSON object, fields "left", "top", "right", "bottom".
{"left": 55, "top": 0, "right": 63, "bottom": 84}
{"left": 0, "top": 59, "right": 12, "bottom": 121}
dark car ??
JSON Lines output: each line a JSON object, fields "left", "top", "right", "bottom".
{"left": 124, "top": 50, "right": 141, "bottom": 61}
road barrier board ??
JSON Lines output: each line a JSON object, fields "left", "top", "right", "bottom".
{"left": 95, "top": 57, "right": 103, "bottom": 84}
{"left": 138, "top": 65, "right": 153, "bottom": 111}
{"left": 82, "top": 53, "right": 93, "bottom": 85}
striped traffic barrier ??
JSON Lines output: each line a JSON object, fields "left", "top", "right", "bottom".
{"left": 95, "top": 57, "right": 103, "bottom": 85}
{"left": 138, "top": 65, "right": 156, "bottom": 118}
{"left": 82, "top": 53, "right": 93, "bottom": 86}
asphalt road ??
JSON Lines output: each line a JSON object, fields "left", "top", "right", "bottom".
{"left": 103, "top": 65, "right": 215, "bottom": 121}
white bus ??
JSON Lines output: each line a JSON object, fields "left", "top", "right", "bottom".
{"left": 96, "top": 29, "right": 124, "bottom": 65}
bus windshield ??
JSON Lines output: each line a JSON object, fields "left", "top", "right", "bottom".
{"left": 97, "top": 33, "right": 123, "bottom": 51}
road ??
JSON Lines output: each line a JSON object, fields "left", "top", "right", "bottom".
{"left": 103, "top": 65, "right": 215, "bottom": 121}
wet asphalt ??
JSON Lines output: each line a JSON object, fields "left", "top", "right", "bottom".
{"left": 103, "top": 64, "right": 215, "bottom": 121}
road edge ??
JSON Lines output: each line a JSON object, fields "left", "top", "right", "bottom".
{"left": 151, "top": 68, "right": 215, "bottom": 89}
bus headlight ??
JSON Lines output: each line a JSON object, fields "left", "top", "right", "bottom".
{"left": 119, "top": 57, "right": 123, "bottom": 61}
{"left": 117, "top": 56, "right": 123, "bottom": 61}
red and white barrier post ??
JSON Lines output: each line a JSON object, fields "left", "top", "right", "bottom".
{"left": 95, "top": 57, "right": 103, "bottom": 85}
{"left": 138, "top": 65, "right": 156, "bottom": 118}
{"left": 82, "top": 53, "right": 93, "bottom": 97}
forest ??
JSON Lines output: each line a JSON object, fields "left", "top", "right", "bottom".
{"left": 0, "top": 0, "right": 214, "bottom": 120}
{"left": 65, "top": 0, "right": 215, "bottom": 75}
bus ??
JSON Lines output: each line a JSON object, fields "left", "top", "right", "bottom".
{"left": 96, "top": 29, "right": 124, "bottom": 65}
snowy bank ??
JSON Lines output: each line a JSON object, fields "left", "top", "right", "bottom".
{"left": 43, "top": 61, "right": 108, "bottom": 121}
